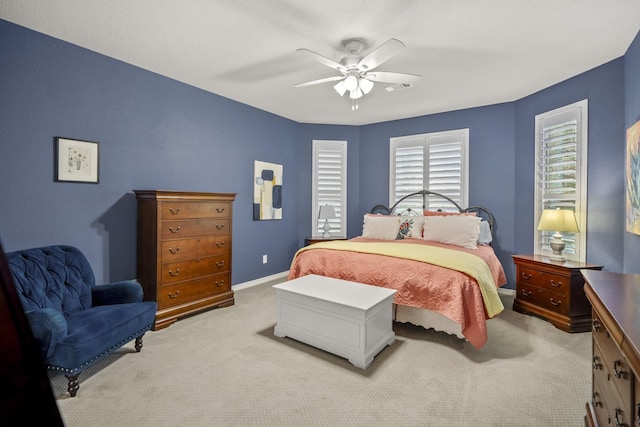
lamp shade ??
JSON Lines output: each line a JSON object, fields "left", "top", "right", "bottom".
{"left": 318, "top": 205, "right": 336, "bottom": 220}
{"left": 537, "top": 209, "right": 579, "bottom": 233}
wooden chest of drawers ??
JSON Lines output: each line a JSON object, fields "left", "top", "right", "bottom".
{"left": 135, "top": 190, "right": 236, "bottom": 330}
{"left": 512, "top": 255, "right": 602, "bottom": 333}
{"left": 583, "top": 270, "right": 640, "bottom": 427}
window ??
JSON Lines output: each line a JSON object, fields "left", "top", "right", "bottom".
{"left": 312, "top": 140, "right": 347, "bottom": 236}
{"left": 534, "top": 100, "right": 588, "bottom": 262}
{"left": 390, "top": 129, "right": 469, "bottom": 213}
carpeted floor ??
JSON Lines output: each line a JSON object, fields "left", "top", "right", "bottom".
{"left": 53, "top": 279, "right": 591, "bottom": 426}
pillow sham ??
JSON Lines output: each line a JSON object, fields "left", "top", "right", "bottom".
{"left": 397, "top": 216, "right": 424, "bottom": 239}
{"left": 423, "top": 215, "right": 481, "bottom": 249}
{"left": 423, "top": 210, "right": 477, "bottom": 217}
{"left": 478, "top": 220, "right": 493, "bottom": 245}
{"left": 362, "top": 215, "right": 402, "bottom": 240}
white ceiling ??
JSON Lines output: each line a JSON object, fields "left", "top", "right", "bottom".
{"left": 1, "top": 0, "right": 639, "bottom": 126}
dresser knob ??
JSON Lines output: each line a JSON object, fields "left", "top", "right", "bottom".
{"left": 549, "top": 297, "right": 562, "bottom": 306}
{"left": 216, "top": 224, "right": 224, "bottom": 230}
{"left": 591, "top": 391, "right": 602, "bottom": 408}
{"left": 216, "top": 260, "right": 225, "bottom": 268}
{"left": 592, "top": 355, "right": 603, "bottom": 371}
{"left": 520, "top": 289, "right": 532, "bottom": 297}
{"left": 614, "top": 408, "right": 625, "bottom": 427}
{"left": 216, "top": 241, "right": 225, "bottom": 248}
{"left": 169, "top": 208, "right": 181, "bottom": 215}
{"left": 215, "top": 280, "right": 225, "bottom": 287}
{"left": 549, "top": 279, "right": 562, "bottom": 287}
{"left": 168, "top": 290, "right": 180, "bottom": 299}
{"left": 216, "top": 208, "right": 225, "bottom": 213}
{"left": 592, "top": 319, "right": 602, "bottom": 332}
{"left": 169, "top": 226, "right": 181, "bottom": 234}
{"left": 168, "top": 247, "right": 180, "bottom": 254}
{"left": 168, "top": 268, "right": 180, "bottom": 277}
{"left": 613, "top": 360, "right": 626, "bottom": 379}
{"left": 521, "top": 272, "right": 532, "bottom": 280}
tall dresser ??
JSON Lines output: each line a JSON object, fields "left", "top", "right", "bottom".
{"left": 135, "top": 190, "right": 236, "bottom": 330}
{"left": 583, "top": 270, "right": 640, "bottom": 427}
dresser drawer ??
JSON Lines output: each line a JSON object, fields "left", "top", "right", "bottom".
{"left": 161, "top": 254, "right": 230, "bottom": 284}
{"left": 158, "top": 272, "right": 231, "bottom": 309}
{"left": 160, "top": 219, "right": 230, "bottom": 239}
{"left": 517, "top": 266, "right": 569, "bottom": 295}
{"left": 161, "top": 236, "right": 230, "bottom": 262}
{"left": 517, "top": 284, "right": 568, "bottom": 315}
{"left": 160, "top": 201, "right": 230, "bottom": 220}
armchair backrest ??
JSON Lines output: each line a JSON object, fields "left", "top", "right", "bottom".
{"left": 7, "top": 245, "right": 95, "bottom": 316}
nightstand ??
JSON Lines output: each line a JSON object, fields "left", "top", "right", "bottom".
{"left": 512, "top": 254, "right": 603, "bottom": 333}
{"left": 305, "top": 236, "right": 348, "bottom": 246}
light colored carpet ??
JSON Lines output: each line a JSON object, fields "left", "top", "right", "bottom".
{"left": 53, "top": 279, "right": 591, "bottom": 426}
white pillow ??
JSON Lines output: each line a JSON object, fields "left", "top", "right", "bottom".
{"left": 362, "top": 215, "right": 401, "bottom": 240}
{"left": 423, "top": 215, "right": 481, "bottom": 249}
{"left": 397, "top": 216, "right": 424, "bottom": 239}
{"left": 478, "top": 220, "right": 493, "bottom": 245}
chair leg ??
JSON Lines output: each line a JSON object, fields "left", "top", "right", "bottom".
{"left": 135, "top": 335, "right": 144, "bottom": 352}
{"left": 65, "top": 373, "right": 80, "bottom": 397}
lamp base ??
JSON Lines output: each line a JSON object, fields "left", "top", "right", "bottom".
{"left": 322, "top": 219, "right": 331, "bottom": 238}
{"left": 549, "top": 233, "right": 566, "bottom": 262}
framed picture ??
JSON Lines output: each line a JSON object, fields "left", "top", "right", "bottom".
{"left": 626, "top": 120, "right": 640, "bottom": 234}
{"left": 55, "top": 137, "right": 99, "bottom": 183}
{"left": 253, "top": 160, "right": 283, "bottom": 220}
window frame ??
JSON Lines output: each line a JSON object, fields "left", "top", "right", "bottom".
{"left": 312, "top": 140, "right": 347, "bottom": 237}
{"left": 389, "top": 129, "right": 469, "bottom": 213}
{"left": 533, "top": 99, "right": 588, "bottom": 262}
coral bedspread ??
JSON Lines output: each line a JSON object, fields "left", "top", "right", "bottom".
{"left": 288, "top": 237, "right": 508, "bottom": 349}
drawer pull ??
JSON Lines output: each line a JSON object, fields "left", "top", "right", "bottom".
{"left": 521, "top": 272, "right": 532, "bottom": 280}
{"left": 215, "top": 241, "right": 225, "bottom": 248}
{"left": 614, "top": 408, "right": 626, "bottom": 427}
{"left": 169, "top": 226, "right": 181, "bottom": 234}
{"left": 592, "top": 319, "right": 602, "bottom": 332}
{"left": 169, "top": 208, "right": 181, "bottom": 215}
{"left": 613, "top": 360, "right": 626, "bottom": 378}
{"left": 549, "top": 297, "right": 562, "bottom": 306}
{"left": 216, "top": 224, "right": 224, "bottom": 230}
{"left": 216, "top": 260, "right": 225, "bottom": 268}
{"left": 592, "top": 355, "right": 603, "bottom": 371}
{"left": 216, "top": 208, "right": 225, "bottom": 213}
{"left": 636, "top": 403, "right": 640, "bottom": 425}
{"left": 168, "top": 290, "right": 180, "bottom": 299}
{"left": 591, "top": 391, "right": 602, "bottom": 408}
{"left": 549, "top": 279, "right": 562, "bottom": 287}
{"left": 168, "top": 247, "right": 180, "bottom": 254}
{"left": 168, "top": 268, "right": 180, "bottom": 277}
{"left": 215, "top": 280, "right": 225, "bottom": 287}
{"left": 520, "top": 289, "right": 532, "bottom": 297}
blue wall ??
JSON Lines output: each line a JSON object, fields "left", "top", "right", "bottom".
{"left": 1, "top": 18, "right": 637, "bottom": 287}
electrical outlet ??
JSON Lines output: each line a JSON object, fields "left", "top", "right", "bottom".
{"left": 262, "top": 254, "right": 268, "bottom": 264}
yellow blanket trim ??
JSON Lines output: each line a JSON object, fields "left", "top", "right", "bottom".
{"left": 293, "top": 241, "right": 504, "bottom": 318}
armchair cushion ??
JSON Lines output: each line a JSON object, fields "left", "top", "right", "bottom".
{"left": 92, "top": 280, "right": 144, "bottom": 305}
{"left": 25, "top": 308, "right": 68, "bottom": 359}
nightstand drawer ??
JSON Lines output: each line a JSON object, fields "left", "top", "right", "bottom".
{"left": 518, "top": 267, "right": 569, "bottom": 295}
{"left": 518, "top": 284, "right": 569, "bottom": 315}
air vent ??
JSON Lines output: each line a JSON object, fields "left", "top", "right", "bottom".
{"left": 385, "top": 83, "right": 414, "bottom": 92}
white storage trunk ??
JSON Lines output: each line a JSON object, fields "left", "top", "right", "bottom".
{"left": 273, "top": 274, "right": 396, "bottom": 369}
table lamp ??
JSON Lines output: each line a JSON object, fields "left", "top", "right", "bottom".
{"left": 537, "top": 208, "right": 579, "bottom": 261}
{"left": 318, "top": 205, "right": 336, "bottom": 238}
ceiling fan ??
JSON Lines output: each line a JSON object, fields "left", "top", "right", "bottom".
{"left": 294, "top": 38, "right": 421, "bottom": 110}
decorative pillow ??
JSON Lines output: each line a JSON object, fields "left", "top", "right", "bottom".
{"left": 423, "top": 210, "right": 477, "bottom": 217}
{"left": 478, "top": 220, "right": 493, "bottom": 245}
{"left": 397, "top": 216, "right": 424, "bottom": 239}
{"left": 423, "top": 215, "right": 481, "bottom": 249}
{"left": 362, "top": 215, "right": 402, "bottom": 240}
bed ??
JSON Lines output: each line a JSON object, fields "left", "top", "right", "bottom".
{"left": 288, "top": 190, "right": 508, "bottom": 349}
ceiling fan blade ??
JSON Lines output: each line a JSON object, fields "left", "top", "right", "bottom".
{"left": 365, "top": 71, "right": 421, "bottom": 85}
{"left": 296, "top": 48, "right": 344, "bottom": 72}
{"left": 358, "top": 38, "right": 405, "bottom": 71}
{"left": 294, "top": 75, "right": 345, "bottom": 88}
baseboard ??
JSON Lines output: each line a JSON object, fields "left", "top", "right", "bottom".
{"left": 498, "top": 287, "right": 515, "bottom": 296}
{"left": 233, "top": 271, "right": 289, "bottom": 291}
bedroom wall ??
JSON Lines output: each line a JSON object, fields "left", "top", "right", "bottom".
{"left": 624, "top": 31, "right": 640, "bottom": 273}
{"left": 513, "top": 58, "right": 626, "bottom": 273}
{"left": 0, "top": 19, "right": 305, "bottom": 284}
{"left": 357, "top": 104, "right": 517, "bottom": 283}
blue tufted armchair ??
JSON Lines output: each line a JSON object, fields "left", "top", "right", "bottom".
{"left": 7, "top": 245, "right": 157, "bottom": 397}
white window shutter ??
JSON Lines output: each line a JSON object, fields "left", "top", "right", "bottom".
{"left": 312, "top": 140, "right": 347, "bottom": 236}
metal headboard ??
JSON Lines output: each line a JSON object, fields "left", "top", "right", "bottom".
{"left": 369, "top": 189, "right": 495, "bottom": 231}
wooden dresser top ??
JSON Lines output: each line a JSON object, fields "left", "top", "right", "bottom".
{"left": 582, "top": 270, "right": 640, "bottom": 374}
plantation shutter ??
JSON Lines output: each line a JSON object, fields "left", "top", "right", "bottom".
{"left": 391, "top": 129, "right": 468, "bottom": 214}
{"left": 312, "top": 140, "right": 347, "bottom": 236}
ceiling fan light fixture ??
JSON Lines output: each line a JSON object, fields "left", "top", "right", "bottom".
{"left": 359, "top": 78, "right": 374, "bottom": 94}
{"left": 343, "top": 75, "right": 358, "bottom": 91}
{"left": 349, "top": 87, "right": 363, "bottom": 99}
{"left": 333, "top": 81, "right": 347, "bottom": 96}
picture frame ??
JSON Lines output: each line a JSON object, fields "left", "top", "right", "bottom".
{"left": 55, "top": 137, "right": 99, "bottom": 183}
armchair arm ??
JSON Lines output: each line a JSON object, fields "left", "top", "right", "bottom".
{"left": 25, "top": 308, "right": 68, "bottom": 360}
{"left": 92, "top": 280, "right": 144, "bottom": 306}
